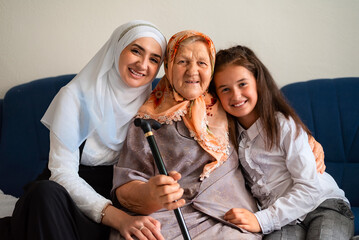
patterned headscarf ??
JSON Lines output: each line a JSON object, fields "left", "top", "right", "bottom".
{"left": 137, "top": 30, "right": 229, "bottom": 180}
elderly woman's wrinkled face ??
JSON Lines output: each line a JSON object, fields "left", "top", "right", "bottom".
{"left": 172, "top": 41, "right": 212, "bottom": 100}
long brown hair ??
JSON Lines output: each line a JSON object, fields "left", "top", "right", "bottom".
{"left": 210, "top": 45, "right": 310, "bottom": 150}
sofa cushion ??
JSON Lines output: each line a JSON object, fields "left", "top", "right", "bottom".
{"left": 281, "top": 77, "right": 359, "bottom": 234}
{"left": 0, "top": 99, "right": 3, "bottom": 137}
{"left": 0, "top": 75, "right": 75, "bottom": 197}
{"left": 0, "top": 75, "right": 161, "bottom": 197}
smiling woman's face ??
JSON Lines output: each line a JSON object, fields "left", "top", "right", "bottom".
{"left": 118, "top": 37, "right": 162, "bottom": 88}
{"left": 171, "top": 40, "right": 212, "bottom": 100}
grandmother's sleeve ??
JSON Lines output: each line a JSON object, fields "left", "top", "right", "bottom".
{"left": 112, "top": 119, "right": 156, "bottom": 195}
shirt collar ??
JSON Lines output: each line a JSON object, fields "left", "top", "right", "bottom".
{"left": 236, "top": 118, "right": 263, "bottom": 142}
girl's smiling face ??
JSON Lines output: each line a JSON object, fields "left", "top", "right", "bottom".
{"left": 214, "top": 64, "right": 259, "bottom": 129}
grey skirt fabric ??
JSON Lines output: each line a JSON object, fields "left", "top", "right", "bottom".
{"left": 263, "top": 198, "right": 354, "bottom": 240}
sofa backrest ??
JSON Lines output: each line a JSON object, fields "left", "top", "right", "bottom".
{"left": 0, "top": 75, "right": 161, "bottom": 197}
{"left": 281, "top": 77, "right": 359, "bottom": 206}
{"left": 0, "top": 74, "right": 75, "bottom": 197}
{"left": 0, "top": 99, "right": 3, "bottom": 138}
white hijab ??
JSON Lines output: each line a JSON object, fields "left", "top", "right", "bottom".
{"left": 41, "top": 20, "right": 167, "bottom": 152}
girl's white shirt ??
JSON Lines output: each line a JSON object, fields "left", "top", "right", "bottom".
{"left": 41, "top": 20, "right": 166, "bottom": 222}
{"left": 237, "top": 113, "right": 348, "bottom": 234}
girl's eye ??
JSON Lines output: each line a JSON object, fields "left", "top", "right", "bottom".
{"left": 221, "top": 88, "right": 230, "bottom": 93}
{"left": 239, "top": 82, "right": 247, "bottom": 87}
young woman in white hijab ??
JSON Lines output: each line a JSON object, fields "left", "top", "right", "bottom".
{"left": 9, "top": 20, "right": 167, "bottom": 240}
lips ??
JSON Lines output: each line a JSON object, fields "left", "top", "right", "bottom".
{"left": 129, "top": 68, "right": 145, "bottom": 77}
{"left": 232, "top": 100, "right": 247, "bottom": 107}
{"left": 185, "top": 80, "right": 199, "bottom": 84}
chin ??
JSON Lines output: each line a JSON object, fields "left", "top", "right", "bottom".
{"left": 184, "top": 91, "right": 203, "bottom": 100}
{"left": 184, "top": 95, "right": 199, "bottom": 100}
{"left": 126, "top": 79, "right": 149, "bottom": 88}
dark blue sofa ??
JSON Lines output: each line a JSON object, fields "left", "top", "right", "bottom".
{"left": 0, "top": 75, "right": 358, "bottom": 235}
{"left": 0, "top": 74, "right": 160, "bottom": 198}
{"left": 281, "top": 77, "right": 359, "bottom": 235}
{"left": 0, "top": 74, "right": 76, "bottom": 197}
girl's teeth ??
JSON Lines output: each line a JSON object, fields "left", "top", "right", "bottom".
{"left": 234, "top": 102, "right": 245, "bottom": 107}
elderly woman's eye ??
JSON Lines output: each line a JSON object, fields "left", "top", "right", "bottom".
{"left": 198, "top": 61, "right": 209, "bottom": 68}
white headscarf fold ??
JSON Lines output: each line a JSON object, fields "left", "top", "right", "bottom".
{"left": 41, "top": 20, "right": 167, "bottom": 152}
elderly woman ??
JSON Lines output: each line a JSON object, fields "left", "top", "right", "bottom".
{"left": 110, "top": 31, "right": 324, "bottom": 240}
{"left": 110, "top": 30, "right": 261, "bottom": 240}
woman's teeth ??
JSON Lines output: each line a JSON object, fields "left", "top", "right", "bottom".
{"left": 130, "top": 68, "right": 144, "bottom": 76}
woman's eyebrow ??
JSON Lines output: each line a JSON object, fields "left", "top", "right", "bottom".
{"left": 132, "top": 43, "right": 144, "bottom": 51}
{"left": 133, "top": 43, "right": 161, "bottom": 59}
{"left": 198, "top": 56, "right": 210, "bottom": 62}
{"left": 152, "top": 53, "right": 162, "bottom": 59}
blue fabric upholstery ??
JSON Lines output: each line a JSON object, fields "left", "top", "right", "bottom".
{"left": 0, "top": 99, "right": 3, "bottom": 137}
{"left": 0, "top": 75, "right": 161, "bottom": 197}
{"left": 0, "top": 75, "right": 76, "bottom": 197}
{"left": 281, "top": 77, "right": 359, "bottom": 235}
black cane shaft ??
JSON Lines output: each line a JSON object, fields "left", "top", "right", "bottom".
{"left": 145, "top": 135, "right": 191, "bottom": 240}
{"left": 174, "top": 208, "right": 191, "bottom": 240}
{"left": 146, "top": 136, "right": 168, "bottom": 175}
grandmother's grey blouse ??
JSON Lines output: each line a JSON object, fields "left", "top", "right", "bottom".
{"left": 237, "top": 113, "right": 348, "bottom": 234}
{"left": 111, "top": 120, "right": 262, "bottom": 240}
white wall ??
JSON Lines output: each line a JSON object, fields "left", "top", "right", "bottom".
{"left": 1, "top": 0, "right": 358, "bottom": 98}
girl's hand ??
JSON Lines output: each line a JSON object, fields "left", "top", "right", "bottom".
{"left": 148, "top": 171, "right": 185, "bottom": 210}
{"left": 224, "top": 208, "right": 261, "bottom": 233}
{"left": 308, "top": 135, "right": 326, "bottom": 174}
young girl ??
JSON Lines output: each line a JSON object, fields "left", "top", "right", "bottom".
{"left": 212, "top": 45, "right": 354, "bottom": 239}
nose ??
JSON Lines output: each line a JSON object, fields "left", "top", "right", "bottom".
{"left": 186, "top": 62, "right": 199, "bottom": 76}
{"left": 137, "top": 56, "right": 149, "bottom": 70}
{"left": 232, "top": 88, "right": 242, "bottom": 99}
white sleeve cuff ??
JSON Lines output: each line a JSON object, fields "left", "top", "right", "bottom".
{"left": 255, "top": 209, "right": 280, "bottom": 234}
{"left": 92, "top": 199, "right": 113, "bottom": 223}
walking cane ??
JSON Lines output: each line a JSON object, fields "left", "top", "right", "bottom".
{"left": 134, "top": 118, "right": 192, "bottom": 240}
